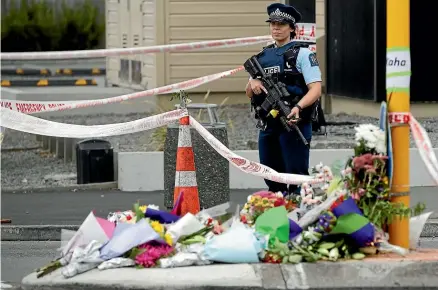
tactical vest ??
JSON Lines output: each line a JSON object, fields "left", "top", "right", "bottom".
{"left": 255, "top": 41, "right": 314, "bottom": 122}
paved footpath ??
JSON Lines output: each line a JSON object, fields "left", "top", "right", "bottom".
{"left": 20, "top": 250, "right": 438, "bottom": 290}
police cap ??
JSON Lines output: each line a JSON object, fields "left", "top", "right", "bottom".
{"left": 265, "top": 3, "right": 301, "bottom": 25}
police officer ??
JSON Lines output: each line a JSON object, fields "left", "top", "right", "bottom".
{"left": 245, "top": 3, "right": 322, "bottom": 194}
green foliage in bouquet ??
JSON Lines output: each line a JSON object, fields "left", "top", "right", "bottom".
{"left": 1, "top": 0, "right": 104, "bottom": 52}
{"left": 344, "top": 124, "right": 425, "bottom": 230}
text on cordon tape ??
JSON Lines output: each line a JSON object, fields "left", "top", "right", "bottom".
{"left": 0, "top": 106, "right": 188, "bottom": 138}
{"left": 0, "top": 67, "right": 244, "bottom": 114}
{"left": 388, "top": 112, "right": 410, "bottom": 126}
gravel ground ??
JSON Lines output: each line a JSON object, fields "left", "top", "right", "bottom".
{"left": 1, "top": 104, "right": 437, "bottom": 190}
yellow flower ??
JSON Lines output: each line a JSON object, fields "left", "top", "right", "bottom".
{"left": 139, "top": 205, "right": 147, "bottom": 213}
{"left": 382, "top": 176, "right": 388, "bottom": 185}
{"left": 255, "top": 201, "right": 263, "bottom": 207}
{"left": 164, "top": 233, "right": 173, "bottom": 246}
{"left": 151, "top": 221, "right": 164, "bottom": 234}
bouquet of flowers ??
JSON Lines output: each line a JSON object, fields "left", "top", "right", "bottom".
{"left": 344, "top": 124, "right": 414, "bottom": 230}
{"left": 240, "top": 191, "right": 297, "bottom": 225}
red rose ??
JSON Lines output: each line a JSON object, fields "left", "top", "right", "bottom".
{"left": 274, "top": 199, "right": 285, "bottom": 207}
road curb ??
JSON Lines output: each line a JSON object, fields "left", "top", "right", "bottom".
{"left": 1, "top": 181, "right": 118, "bottom": 194}
{"left": 0, "top": 78, "right": 97, "bottom": 87}
{"left": 2, "top": 225, "right": 79, "bottom": 241}
{"left": 2, "top": 220, "right": 437, "bottom": 242}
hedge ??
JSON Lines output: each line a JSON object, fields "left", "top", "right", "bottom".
{"left": 1, "top": 0, "right": 105, "bottom": 52}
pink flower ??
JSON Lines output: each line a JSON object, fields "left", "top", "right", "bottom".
{"left": 351, "top": 192, "right": 361, "bottom": 201}
{"left": 363, "top": 165, "right": 376, "bottom": 174}
{"left": 135, "top": 242, "right": 174, "bottom": 268}
{"left": 252, "top": 191, "right": 275, "bottom": 198}
{"left": 358, "top": 188, "right": 366, "bottom": 196}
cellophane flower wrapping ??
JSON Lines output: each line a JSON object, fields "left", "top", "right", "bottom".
{"left": 159, "top": 242, "right": 212, "bottom": 268}
{"left": 409, "top": 211, "right": 433, "bottom": 249}
{"left": 99, "top": 219, "right": 162, "bottom": 261}
{"left": 203, "top": 220, "right": 263, "bottom": 263}
{"left": 166, "top": 213, "right": 204, "bottom": 244}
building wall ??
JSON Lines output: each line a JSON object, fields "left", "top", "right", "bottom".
{"left": 105, "top": 0, "right": 120, "bottom": 86}
{"left": 106, "top": 0, "right": 156, "bottom": 89}
{"left": 106, "top": 0, "right": 326, "bottom": 111}
{"left": 157, "top": 0, "right": 280, "bottom": 94}
{"left": 141, "top": 0, "right": 156, "bottom": 89}
{"left": 315, "top": 0, "right": 326, "bottom": 89}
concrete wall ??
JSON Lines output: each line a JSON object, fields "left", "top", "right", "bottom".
{"left": 106, "top": 0, "right": 120, "bottom": 86}
{"left": 118, "top": 148, "right": 438, "bottom": 191}
{"left": 106, "top": 0, "right": 156, "bottom": 90}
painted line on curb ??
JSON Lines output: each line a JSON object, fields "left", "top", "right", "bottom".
{"left": 1, "top": 68, "right": 51, "bottom": 76}
{"left": 55, "top": 68, "right": 106, "bottom": 76}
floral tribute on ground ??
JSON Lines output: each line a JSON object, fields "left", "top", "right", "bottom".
{"left": 35, "top": 123, "right": 430, "bottom": 279}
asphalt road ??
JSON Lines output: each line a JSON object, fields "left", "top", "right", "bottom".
{"left": 1, "top": 189, "right": 253, "bottom": 225}
{"left": 2, "top": 187, "right": 437, "bottom": 225}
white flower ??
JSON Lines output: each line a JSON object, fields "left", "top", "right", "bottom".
{"left": 275, "top": 192, "right": 284, "bottom": 198}
{"left": 148, "top": 204, "right": 160, "bottom": 210}
{"left": 316, "top": 173, "right": 324, "bottom": 179}
{"left": 301, "top": 182, "right": 309, "bottom": 189}
{"left": 314, "top": 196, "right": 324, "bottom": 202}
{"left": 355, "top": 123, "right": 387, "bottom": 153}
{"left": 247, "top": 195, "right": 253, "bottom": 202}
{"left": 315, "top": 162, "right": 323, "bottom": 172}
{"left": 300, "top": 188, "right": 306, "bottom": 198}
{"left": 305, "top": 187, "right": 314, "bottom": 196}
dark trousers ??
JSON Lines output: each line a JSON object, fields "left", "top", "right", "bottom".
{"left": 258, "top": 121, "right": 312, "bottom": 194}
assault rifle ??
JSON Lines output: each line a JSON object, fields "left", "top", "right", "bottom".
{"left": 244, "top": 55, "right": 309, "bottom": 147}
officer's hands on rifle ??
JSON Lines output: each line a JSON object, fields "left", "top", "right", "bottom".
{"left": 287, "top": 105, "right": 300, "bottom": 124}
{"left": 248, "top": 79, "right": 268, "bottom": 96}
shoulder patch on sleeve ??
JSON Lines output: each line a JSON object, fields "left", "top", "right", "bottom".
{"left": 308, "top": 53, "right": 319, "bottom": 67}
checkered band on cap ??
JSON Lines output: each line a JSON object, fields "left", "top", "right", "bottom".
{"left": 270, "top": 8, "right": 295, "bottom": 22}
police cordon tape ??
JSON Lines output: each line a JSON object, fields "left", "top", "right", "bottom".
{"left": 0, "top": 23, "right": 316, "bottom": 60}
{"left": 389, "top": 112, "right": 438, "bottom": 186}
{"left": 0, "top": 106, "right": 188, "bottom": 138}
{"left": 0, "top": 67, "right": 244, "bottom": 114}
{"left": 0, "top": 106, "right": 323, "bottom": 186}
{"left": 408, "top": 114, "right": 438, "bottom": 185}
{"left": 188, "top": 116, "right": 323, "bottom": 185}
{"left": 2, "top": 105, "right": 437, "bottom": 186}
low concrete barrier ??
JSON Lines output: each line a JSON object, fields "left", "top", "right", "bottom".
{"left": 118, "top": 148, "right": 438, "bottom": 191}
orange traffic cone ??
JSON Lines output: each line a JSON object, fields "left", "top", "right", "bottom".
{"left": 173, "top": 116, "right": 200, "bottom": 215}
